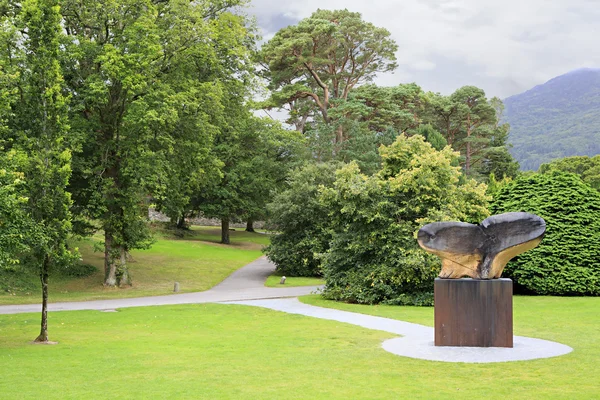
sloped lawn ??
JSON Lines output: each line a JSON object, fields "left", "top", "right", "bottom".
{"left": 0, "top": 226, "right": 267, "bottom": 305}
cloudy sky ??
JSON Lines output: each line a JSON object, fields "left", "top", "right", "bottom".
{"left": 247, "top": 0, "right": 600, "bottom": 99}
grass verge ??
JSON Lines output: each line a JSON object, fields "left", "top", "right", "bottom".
{"left": 264, "top": 272, "right": 325, "bottom": 288}
{"left": 1, "top": 297, "right": 599, "bottom": 399}
{"left": 0, "top": 226, "right": 268, "bottom": 305}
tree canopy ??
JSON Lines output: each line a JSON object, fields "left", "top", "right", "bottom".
{"left": 62, "top": 0, "right": 255, "bottom": 285}
{"left": 266, "top": 135, "right": 490, "bottom": 304}
{"left": 259, "top": 9, "right": 397, "bottom": 143}
{"left": 539, "top": 155, "right": 600, "bottom": 191}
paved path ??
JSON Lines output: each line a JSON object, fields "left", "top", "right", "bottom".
{"left": 226, "top": 298, "right": 573, "bottom": 363}
{"left": 0, "top": 257, "right": 321, "bottom": 315}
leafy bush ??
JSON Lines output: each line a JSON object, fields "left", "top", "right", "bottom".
{"left": 58, "top": 262, "right": 98, "bottom": 278}
{"left": 264, "top": 162, "right": 339, "bottom": 277}
{"left": 320, "top": 135, "right": 489, "bottom": 305}
{"left": 539, "top": 155, "right": 600, "bottom": 191}
{"left": 491, "top": 172, "right": 600, "bottom": 295}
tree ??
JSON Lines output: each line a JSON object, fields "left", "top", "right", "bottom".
{"left": 476, "top": 97, "right": 519, "bottom": 180}
{"left": 425, "top": 87, "right": 517, "bottom": 179}
{"left": 62, "top": 0, "right": 254, "bottom": 285}
{"left": 491, "top": 172, "right": 600, "bottom": 295}
{"left": 13, "top": 0, "right": 77, "bottom": 342}
{"left": 193, "top": 114, "right": 303, "bottom": 244}
{"left": 238, "top": 119, "right": 306, "bottom": 232}
{"left": 264, "top": 162, "right": 340, "bottom": 276}
{"left": 412, "top": 124, "right": 447, "bottom": 151}
{"left": 0, "top": 152, "right": 29, "bottom": 271}
{"left": 449, "top": 86, "right": 497, "bottom": 176}
{"left": 335, "top": 120, "right": 381, "bottom": 175}
{"left": 319, "top": 134, "right": 489, "bottom": 305}
{"left": 0, "top": 9, "right": 26, "bottom": 272}
{"left": 259, "top": 9, "right": 397, "bottom": 144}
{"left": 539, "top": 155, "right": 600, "bottom": 191}
{"left": 336, "top": 83, "right": 425, "bottom": 134}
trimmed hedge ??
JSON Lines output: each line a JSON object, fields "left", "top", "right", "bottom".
{"left": 491, "top": 172, "right": 600, "bottom": 295}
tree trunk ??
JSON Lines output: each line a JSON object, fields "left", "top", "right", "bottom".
{"left": 221, "top": 217, "right": 230, "bottom": 244}
{"left": 34, "top": 254, "right": 50, "bottom": 342}
{"left": 176, "top": 215, "right": 187, "bottom": 230}
{"left": 465, "top": 141, "right": 471, "bottom": 176}
{"left": 245, "top": 219, "right": 255, "bottom": 233}
{"left": 104, "top": 231, "right": 117, "bottom": 286}
{"left": 117, "top": 246, "right": 131, "bottom": 287}
{"left": 465, "top": 119, "right": 472, "bottom": 176}
{"left": 295, "top": 114, "right": 308, "bottom": 133}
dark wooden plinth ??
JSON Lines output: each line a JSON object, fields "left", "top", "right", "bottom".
{"left": 434, "top": 278, "right": 513, "bottom": 348}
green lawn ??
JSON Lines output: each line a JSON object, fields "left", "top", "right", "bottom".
{"left": 264, "top": 272, "right": 325, "bottom": 287}
{"left": 0, "top": 296, "right": 598, "bottom": 399}
{"left": 0, "top": 226, "right": 267, "bottom": 305}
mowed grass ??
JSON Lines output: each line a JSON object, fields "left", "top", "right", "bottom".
{"left": 299, "top": 294, "right": 600, "bottom": 398}
{"left": 0, "top": 296, "right": 599, "bottom": 399}
{"left": 264, "top": 272, "right": 325, "bottom": 287}
{"left": 0, "top": 226, "right": 268, "bottom": 305}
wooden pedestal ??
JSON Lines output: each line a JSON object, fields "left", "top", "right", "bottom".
{"left": 434, "top": 278, "right": 513, "bottom": 348}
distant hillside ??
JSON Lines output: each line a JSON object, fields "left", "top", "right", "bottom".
{"left": 504, "top": 68, "right": 600, "bottom": 170}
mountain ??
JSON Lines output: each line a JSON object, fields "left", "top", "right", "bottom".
{"left": 503, "top": 68, "right": 600, "bottom": 170}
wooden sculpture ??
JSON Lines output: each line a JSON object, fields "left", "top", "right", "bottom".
{"left": 417, "top": 212, "right": 546, "bottom": 279}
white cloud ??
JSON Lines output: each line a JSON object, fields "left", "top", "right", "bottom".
{"left": 248, "top": 0, "right": 600, "bottom": 98}
{"left": 410, "top": 60, "right": 437, "bottom": 71}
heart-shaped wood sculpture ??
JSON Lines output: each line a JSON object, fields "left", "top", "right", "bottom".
{"left": 417, "top": 212, "right": 546, "bottom": 279}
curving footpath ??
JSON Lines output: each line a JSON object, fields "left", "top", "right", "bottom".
{"left": 0, "top": 257, "right": 573, "bottom": 363}
{"left": 0, "top": 257, "right": 321, "bottom": 315}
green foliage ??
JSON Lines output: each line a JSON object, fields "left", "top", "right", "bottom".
{"left": 486, "top": 173, "right": 513, "bottom": 198}
{"left": 337, "top": 83, "right": 425, "bottom": 134}
{"left": 423, "top": 88, "right": 518, "bottom": 180}
{"left": 0, "top": 152, "right": 29, "bottom": 268}
{"left": 0, "top": 9, "right": 28, "bottom": 270}
{"left": 320, "top": 135, "right": 490, "bottom": 305}
{"left": 477, "top": 111, "right": 520, "bottom": 181}
{"left": 539, "top": 155, "right": 600, "bottom": 191}
{"left": 193, "top": 115, "right": 304, "bottom": 242}
{"left": 0, "top": 0, "right": 81, "bottom": 341}
{"left": 61, "top": 0, "right": 255, "bottom": 284}
{"left": 57, "top": 262, "right": 97, "bottom": 278}
{"left": 412, "top": 124, "right": 447, "bottom": 150}
{"left": 259, "top": 9, "right": 397, "bottom": 139}
{"left": 16, "top": 0, "right": 77, "bottom": 269}
{"left": 264, "top": 162, "right": 340, "bottom": 277}
{"left": 491, "top": 172, "right": 600, "bottom": 295}
{"left": 335, "top": 120, "right": 382, "bottom": 175}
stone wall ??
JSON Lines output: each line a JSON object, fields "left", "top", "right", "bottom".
{"left": 148, "top": 208, "right": 265, "bottom": 229}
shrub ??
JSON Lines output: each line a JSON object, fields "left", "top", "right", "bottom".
{"left": 58, "top": 262, "right": 98, "bottom": 278}
{"left": 539, "top": 155, "right": 600, "bottom": 191}
{"left": 263, "top": 162, "right": 339, "bottom": 277}
{"left": 491, "top": 172, "right": 600, "bottom": 295}
{"left": 320, "top": 135, "right": 489, "bottom": 305}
